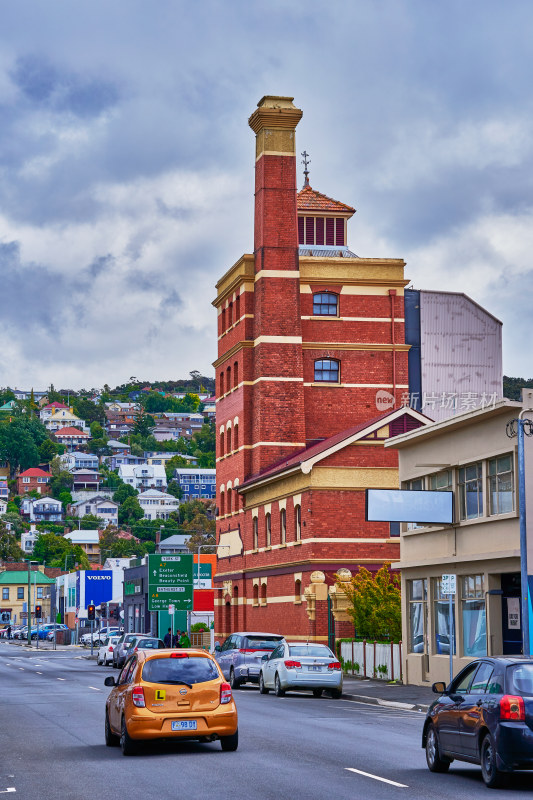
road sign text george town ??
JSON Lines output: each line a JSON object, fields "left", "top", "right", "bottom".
{"left": 148, "top": 554, "right": 194, "bottom": 611}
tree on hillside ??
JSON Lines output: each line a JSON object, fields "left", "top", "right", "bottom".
{"left": 99, "top": 527, "right": 149, "bottom": 559}
{"left": 338, "top": 563, "right": 401, "bottom": 642}
{"left": 0, "top": 523, "right": 25, "bottom": 560}
{"left": 32, "top": 533, "right": 90, "bottom": 570}
{"left": 72, "top": 396, "right": 105, "bottom": 426}
{"left": 133, "top": 412, "right": 155, "bottom": 438}
{"left": 0, "top": 512, "right": 26, "bottom": 535}
{"left": 0, "top": 422, "right": 40, "bottom": 476}
{"left": 118, "top": 496, "right": 144, "bottom": 526}
{"left": 164, "top": 454, "right": 190, "bottom": 483}
{"left": 39, "top": 437, "right": 59, "bottom": 463}
{"left": 503, "top": 376, "right": 533, "bottom": 401}
{"left": 112, "top": 483, "right": 138, "bottom": 504}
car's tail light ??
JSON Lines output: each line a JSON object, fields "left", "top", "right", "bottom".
{"left": 220, "top": 682, "right": 232, "bottom": 704}
{"left": 108, "top": 646, "right": 113, "bottom": 652}
{"left": 284, "top": 660, "right": 301, "bottom": 669}
{"left": 132, "top": 687, "right": 145, "bottom": 708}
{"left": 170, "top": 652, "right": 189, "bottom": 658}
{"left": 239, "top": 648, "right": 260, "bottom": 653}
{"left": 328, "top": 662, "right": 342, "bottom": 670}
{"left": 500, "top": 695, "right": 525, "bottom": 721}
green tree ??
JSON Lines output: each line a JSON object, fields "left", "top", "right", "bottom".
{"left": 118, "top": 496, "right": 144, "bottom": 526}
{"left": 72, "top": 396, "right": 106, "bottom": 426}
{"left": 50, "top": 469, "right": 74, "bottom": 500}
{"left": 166, "top": 480, "right": 183, "bottom": 500}
{"left": 338, "top": 563, "right": 401, "bottom": 642}
{"left": 113, "top": 483, "right": 138, "bottom": 504}
{"left": 98, "top": 527, "right": 148, "bottom": 559}
{"left": 79, "top": 514, "right": 104, "bottom": 529}
{"left": 130, "top": 517, "right": 180, "bottom": 542}
{"left": 0, "top": 524, "right": 24, "bottom": 560}
{"left": 164, "top": 454, "right": 190, "bottom": 483}
{"left": 133, "top": 412, "right": 155, "bottom": 437}
{"left": 32, "top": 533, "right": 90, "bottom": 570}
{"left": 0, "top": 421, "right": 40, "bottom": 476}
{"left": 39, "top": 437, "right": 58, "bottom": 463}
{"left": 90, "top": 421, "right": 105, "bottom": 439}
{"left": 88, "top": 438, "right": 111, "bottom": 456}
{"left": 58, "top": 490, "right": 73, "bottom": 507}
{"left": 0, "top": 511, "right": 26, "bottom": 535}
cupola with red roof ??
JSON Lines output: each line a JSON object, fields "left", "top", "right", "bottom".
{"left": 297, "top": 153, "right": 356, "bottom": 255}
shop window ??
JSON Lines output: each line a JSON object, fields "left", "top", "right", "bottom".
{"left": 458, "top": 462, "right": 483, "bottom": 520}
{"left": 314, "top": 358, "right": 339, "bottom": 383}
{"left": 462, "top": 575, "right": 486, "bottom": 657}
{"left": 488, "top": 454, "right": 514, "bottom": 515}
{"left": 313, "top": 292, "right": 338, "bottom": 316}
{"left": 295, "top": 505, "right": 301, "bottom": 541}
{"left": 280, "top": 509, "right": 286, "bottom": 545}
{"left": 434, "top": 578, "right": 456, "bottom": 655}
{"left": 408, "top": 579, "right": 427, "bottom": 653}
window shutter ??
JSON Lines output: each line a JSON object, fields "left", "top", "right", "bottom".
{"left": 335, "top": 218, "right": 345, "bottom": 246}
{"left": 325, "top": 218, "right": 335, "bottom": 245}
{"left": 315, "top": 217, "right": 324, "bottom": 245}
{"left": 305, "top": 217, "right": 314, "bottom": 245}
{"left": 298, "top": 216, "right": 304, "bottom": 244}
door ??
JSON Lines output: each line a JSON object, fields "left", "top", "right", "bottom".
{"left": 501, "top": 573, "right": 522, "bottom": 655}
{"left": 436, "top": 662, "right": 479, "bottom": 754}
{"left": 109, "top": 657, "right": 136, "bottom": 732}
{"left": 217, "top": 635, "right": 235, "bottom": 679}
{"left": 264, "top": 644, "right": 285, "bottom": 687}
{"left": 458, "top": 661, "right": 494, "bottom": 757}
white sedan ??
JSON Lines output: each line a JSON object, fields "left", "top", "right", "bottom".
{"left": 259, "top": 642, "right": 343, "bottom": 698}
{"left": 96, "top": 636, "right": 121, "bottom": 666}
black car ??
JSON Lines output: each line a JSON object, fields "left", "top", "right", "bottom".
{"left": 422, "top": 657, "right": 533, "bottom": 788}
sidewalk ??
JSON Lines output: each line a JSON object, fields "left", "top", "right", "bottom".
{"left": 342, "top": 675, "right": 434, "bottom": 712}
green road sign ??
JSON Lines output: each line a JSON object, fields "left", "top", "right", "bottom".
{"left": 148, "top": 554, "right": 194, "bottom": 612}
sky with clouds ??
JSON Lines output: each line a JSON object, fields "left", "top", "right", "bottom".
{"left": 1, "top": 0, "right": 533, "bottom": 390}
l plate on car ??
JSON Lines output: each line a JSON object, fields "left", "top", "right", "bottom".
{"left": 171, "top": 720, "right": 197, "bottom": 731}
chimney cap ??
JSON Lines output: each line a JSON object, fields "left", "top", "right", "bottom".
{"left": 256, "top": 95, "right": 296, "bottom": 109}
{"left": 249, "top": 95, "right": 302, "bottom": 135}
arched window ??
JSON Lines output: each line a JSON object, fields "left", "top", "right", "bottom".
{"left": 221, "top": 308, "right": 226, "bottom": 332}
{"left": 295, "top": 505, "right": 301, "bottom": 541}
{"left": 233, "top": 361, "right": 239, "bottom": 388}
{"left": 313, "top": 292, "right": 338, "bottom": 316}
{"left": 219, "top": 491, "right": 225, "bottom": 516}
{"left": 314, "top": 358, "right": 340, "bottom": 383}
{"left": 219, "top": 431, "right": 224, "bottom": 456}
{"left": 265, "top": 513, "right": 271, "bottom": 547}
{"left": 280, "top": 509, "right": 286, "bottom": 545}
{"left": 228, "top": 301, "right": 233, "bottom": 326}
{"left": 253, "top": 584, "right": 259, "bottom": 606}
{"left": 226, "top": 428, "right": 232, "bottom": 453}
{"left": 219, "top": 372, "right": 224, "bottom": 397}
{"left": 235, "top": 294, "right": 240, "bottom": 321}
{"left": 233, "top": 423, "right": 239, "bottom": 450}
{"left": 226, "top": 366, "right": 231, "bottom": 393}
{"left": 295, "top": 579, "right": 302, "bottom": 603}
{"left": 253, "top": 517, "right": 258, "bottom": 550}
{"left": 261, "top": 583, "right": 267, "bottom": 606}
{"left": 227, "top": 488, "right": 232, "bottom": 514}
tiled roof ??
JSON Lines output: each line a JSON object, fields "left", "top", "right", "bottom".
{"left": 297, "top": 185, "right": 355, "bottom": 214}
{"left": 19, "top": 468, "right": 51, "bottom": 478}
{"left": 239, "top": 408, "right": 432, "bottom": 489}
{"left": 43, "top": 402, "right": 69, "bottom": 410}
{"left": 54, "top": 427, "right": 89, "bottom": 436}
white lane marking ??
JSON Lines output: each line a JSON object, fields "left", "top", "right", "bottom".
{"left": 36, "top": 672, "right": 43, "bottom": 675}
{"left": 57, "top": 678, "right": 66, "bottom": 681}
{"left": 88, "top": 686, "right": 101, "bottom": 691}
{"left": 345, "top": 768, "right": 407, "bottom": 788}
{"left": 18, "top": 668, "right": 24, "bottom": 671}
{"left": 0, "top": 789, "right": 16, "bottom": 794}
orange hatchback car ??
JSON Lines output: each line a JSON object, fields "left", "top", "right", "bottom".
{"left": 104, "top": 648, "right": 238, "bottom": 755}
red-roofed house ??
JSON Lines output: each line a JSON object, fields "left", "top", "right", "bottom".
{"left": 53, "top": 427, "right": 90, "bottom": 451}
{"left": 17, "top": 468, "right": 51, "bottom": 496}
{"left": 39, "top": 402, "right": 69, "bottom": 423}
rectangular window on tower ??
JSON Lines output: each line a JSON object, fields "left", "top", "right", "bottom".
{"left": 305, "top": 217, "right": 314, "bottom": 245}
{"left": 335, "top": 218, "right": 345, "bottom": 246}
{"left": 298, "top": 216, "right": 304, "bottom": 244}
{"left": 325, "top": 218, "right": 335, "bottom": 246}
{"left": 315, "top": 217, "right": 324, "bottom": 245}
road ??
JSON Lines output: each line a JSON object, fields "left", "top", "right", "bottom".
{"left": 1, "top": 642, "right": 532, "bottom": 799}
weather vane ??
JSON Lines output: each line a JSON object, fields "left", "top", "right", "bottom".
{"left": 301, "top": 150, "right": 311, "bottom": 188}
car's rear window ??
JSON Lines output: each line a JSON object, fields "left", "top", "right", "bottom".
{"left": 142, "top": 656, "right": 219, "bottom": 685}
{"left": 509, "top": 664, "right": 533, "bottom": 696}
{"left": 244, "top": 637, "right": 283, "bottom": 650}
{"left": 137, "top": 639, "right": 164, "bottom": 649}
{"left": 289, "top": 645, "right": 334, "bottom": 658}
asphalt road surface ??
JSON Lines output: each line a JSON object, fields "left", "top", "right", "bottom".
{"left": 2, "top": 642, "right": 533, "bottom": 800}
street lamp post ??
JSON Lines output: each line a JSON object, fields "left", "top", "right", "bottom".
{"left": 506, "top": 413, "right": 533, "bottom": 656}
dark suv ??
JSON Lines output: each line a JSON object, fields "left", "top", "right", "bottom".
{"left": 423, "top": 657, "right": 533, "bottom": 787}
{"left": 214, "top": 632, "right": 285, "bottom": 688}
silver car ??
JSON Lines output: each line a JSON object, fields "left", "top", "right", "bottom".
{"left": 214, "top": 631, "right": 285, "bottom": 688}
{"left": 259, "top": 641, "right": 343, "bottom": 698}
{"left": 112, "top": 632, "right": 139, "bottom": 669}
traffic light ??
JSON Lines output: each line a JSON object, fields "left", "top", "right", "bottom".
{"left": 87, "top": 604, "right": 96, "bottom": 621}
{"left": 113, "top": 607, "right": 121, "bottom": 620}
{"left": 35, "top": 605, "right": 42, "bottom": 619}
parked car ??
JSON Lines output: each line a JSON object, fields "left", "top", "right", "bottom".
{"left": 45, "top": 624, "right": 69, "bottom": 641}
{"left": 423, "top": 657, "right": 533, "bottom": 788}
{"left": 13, "top": 626, "right": 28, "bottom": 640}
{"left": 124, "top": 637, "right": 165, "bottom": 660}
{"left": 259, "top": 641, "right": 343, "bottom": 698}
{"left": 113, "top": 633, "right": 139, "bottom": 669}
{"left": 81, "top": 627, "right": 121, "bottom": 646}
{"left": 104, "top": 648, "right": 238, "bottom": 755}
{"left": 32, "top": 623, "right": 68, "bottom": 640}
{"left": 97, "top": 636, "right": 121, "bottom": 666}
{"left": 214, "top": 631, "right": 285, "bottom": 688}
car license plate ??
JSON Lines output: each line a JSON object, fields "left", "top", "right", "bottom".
{"left": 308, "top": 665, "right": 322, "bottom": 671}
{"left": 171, "top": 720, "right": 197, "bottom": 731}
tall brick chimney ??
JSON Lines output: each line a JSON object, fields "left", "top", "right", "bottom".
{"left": 248, "top": 96, "right": 306, "bottom": 474}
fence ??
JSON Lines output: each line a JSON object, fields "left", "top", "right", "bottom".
{"left": 339, "top": 640, "right": 402, "bottom": 681}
